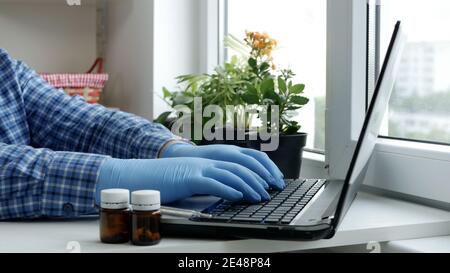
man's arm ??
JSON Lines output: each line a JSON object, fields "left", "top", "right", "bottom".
{"left": 14, "top": 58, "right": 176, "bottom": 159}
{"left": 0, "top": 143, "right": 108, "bottom": 220}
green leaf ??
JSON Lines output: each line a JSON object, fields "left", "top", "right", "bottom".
{"left": 290, "top": 95, "right": 309, "bottom": 105}
{"left": 278, "top": 77, "right": 287, "bottom": 93}
{"left": 154, "top": 111, "right": 172, "bottom": 124}
{"left": 230, "top": 55, "right": 239, "bottom": 65}
{"left": 286, "top": 106, "right": 302, "bottom": 111}
{"left": 173, "top": 93, "right": 194, "bottom": 105}
{"left": 242, "top": 91, "right": 259, "bottom": 104}
{"left": 289, "top": 84, "right": 305, "bottom": 94}
{"left": 248, "top": 58, "right": 257, "bottom": 69}
{"left": 260, "top": 77, "right": 275, "bottom": 93}
{"left": 263, "top": 90, "right": 280, "bottom": 105}
{"left": 162, "top": 87, "right": 172, "bottom": 98}
{"left": 224, "top": 62, "right": 233, "bottom": 72}
{"left": 246, "top": 83, "right": 258, "bottom": 94}
{"left": 283, "top": 124, "right": 301, "bottom": 135}
{"left": 259, "top": 62, "right": 270, "bottom": 73}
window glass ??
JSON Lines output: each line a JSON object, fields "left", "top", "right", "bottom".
{"left": 380, "top": 0, "right": 450, "bottom": 144}
{"left": 227, "top": 0, "right": 327, "bottom": 151}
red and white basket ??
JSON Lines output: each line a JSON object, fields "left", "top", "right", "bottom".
{"left": 40, "top": 58, "right": 109, "bottom": 104}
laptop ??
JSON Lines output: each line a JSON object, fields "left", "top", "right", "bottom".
{"left": 160, "top": 21, "right": 406, "bottom": 240}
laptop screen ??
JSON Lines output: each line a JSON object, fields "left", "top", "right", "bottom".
{"left": 333, "top": 21, "right": 406, "bottom": 226}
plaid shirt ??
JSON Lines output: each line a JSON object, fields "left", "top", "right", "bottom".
{"left": 0, "top": 49, "right": 175, "bottom": 220}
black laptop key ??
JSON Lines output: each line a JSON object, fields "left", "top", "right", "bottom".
{"left": 269, "top": 214, "right": 285, "bottom": 218}
{"left": 243, "top": 218, "right": 263, "bottom": 223}
{"left": 207, "top": 178, "right": 326, "bottom": 226}
{"left": 291, "top": 207, "right": 303, "bottom": 213}
{"left": 227, "top": 207, "right": 243, "bottom": 211}
{"left": 212, "top": 216, "right": 232, "bottom": 221}
{"left": 218, "top": 213, "right": 236, "bottom": 218}
{"left": 274, "top": 207, "right": 290, "bottom": 213}
{"left": 257, "top": 209, "right": 273, "bottom": 214}
{"left": 231, "top": 217, "right": 262, "bottom": 223}
{"left": 249, "top": 216, "right": 265, "bottom": 222}
{"left": 252, "top": 213, "right": 269, "bottom": 219}
{"left": 265, "top": 218, "right": 281, "bottom": 224}
{"left": 236, "top": 213, "right": 253, "bottom": 218}
{"left": 302, "top": 179, "right": 317, "bottom": 189}
{"left": 241, "top": 208, "right": 260, "bottom": 214}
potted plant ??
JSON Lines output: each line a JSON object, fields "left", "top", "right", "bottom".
{"left": 155, "top": 52, "right": 256, "bottom": 147}
{"left": 155, "top": 31, "right": 310, "bottom": 179}
{"left": 236, "top": 31, "right": 309, "bottom": 179}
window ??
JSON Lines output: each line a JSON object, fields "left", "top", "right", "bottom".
{"left": 379, "top": 0, "right": 450, "bottom": 145}
{"left": 225, "top": 0, "right": 327, "bottom": 152}
{"left": 216, "top": 0, "right": 450, "bottom": 203}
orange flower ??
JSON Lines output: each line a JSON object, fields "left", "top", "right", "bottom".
{"left": 252, "top": 40, "right": 260, "bottom": 49}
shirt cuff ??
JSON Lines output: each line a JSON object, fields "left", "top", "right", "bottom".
{"left": 156, "top": 136, "right": 195, "bottom": 158}
{"left": 41, "top": 151, "right": 110, "bottom": 218}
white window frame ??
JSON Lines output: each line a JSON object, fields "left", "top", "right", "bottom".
{"left": 327, "top": 0, "right": 450, "bottom": 207}
{"left": 203, "top": 0, "right": 450, "bottom": 207}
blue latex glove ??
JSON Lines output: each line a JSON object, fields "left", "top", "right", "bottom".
{"left": 161, "top": 143, "right": 285, "bottom": 190}
{"left": 96, "top": 157, "right": 271, "bottom": 205}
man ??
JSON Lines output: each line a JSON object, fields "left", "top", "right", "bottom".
{"left": 0, "top": 49, "right": 284, "bottom": 220}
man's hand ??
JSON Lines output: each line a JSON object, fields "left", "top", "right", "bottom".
{"left": 96, "top": 157, "right": 271, "bottom": 204}
{"left": 161, "top": 143, "right": 285, "bottom": 190}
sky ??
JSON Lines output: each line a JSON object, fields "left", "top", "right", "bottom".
{"left": 381, "top": 0, "right": 450, "bottom": 45}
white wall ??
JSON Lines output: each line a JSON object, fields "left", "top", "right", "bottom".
{"left": 0, "top": 2, "right": 97, "bottom": 73}
{"left": 103, "top": 0, "right": 202, "bottom": 119}
{"left": 0, "top": 0, "right": 203, "bottom": 121}
{"left": 102, "top": 0, "right": 155, "bottom": 119}
{"left": 152, "top": 0, "right": 202, "bottom": 118}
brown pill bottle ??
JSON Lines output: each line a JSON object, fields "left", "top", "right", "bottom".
{"left": 131, "top": 190, "right": 161, "bottom": 246}
{"left": 99, "top": 189, "right": 131, "bottom": 244}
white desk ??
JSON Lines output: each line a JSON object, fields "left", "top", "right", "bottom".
{"left": 1, "top": 192, "right": 450, "bottom": 253}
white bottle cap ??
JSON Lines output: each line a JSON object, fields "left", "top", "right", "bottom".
{"left": 131, "top": 190, "right": 161, "bottom": 211}
{"left": 101, "top": 189, "right": 130, "bottom": 209}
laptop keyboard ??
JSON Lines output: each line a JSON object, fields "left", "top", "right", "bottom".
{"left": 206, "top": 179, "right": 326, "bottom": 225}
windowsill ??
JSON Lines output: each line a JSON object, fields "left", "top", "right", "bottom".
{"left": 302, "top": 137, "right": 450, "bottom": 172}
{"left": 384, "top": 236, "right": 450, "bottom": 253}
{"left": 363, "top": 137, "right": 450, "bottom": 206}
{"left": 301, "top": 151, "right": 327, "bottom": 178}
{"left": 302, "top": 150, "right": 326, "bottom": 167}
{"left": 0, "top": 192, "right": 449, "bottom": 252}
{"left": 375, "top": 137, "right": 450, "bottom": 161}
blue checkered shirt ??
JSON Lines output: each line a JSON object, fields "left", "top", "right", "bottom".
{"left": 0, "top": 49, "right": 175, "bottom": 219}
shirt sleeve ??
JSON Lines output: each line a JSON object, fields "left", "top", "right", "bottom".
{"left": 0, "top": 143, "right": 109, "bottom": 220}
{"left": 14, "top": 59, "right": 177, "bottom": 159}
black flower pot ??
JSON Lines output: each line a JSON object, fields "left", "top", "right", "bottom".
{"left": 199, "top": 127, "right": 249, "bottom": 148}
{"left": 247, "top": 133, "right": 307, "bottom": 179}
